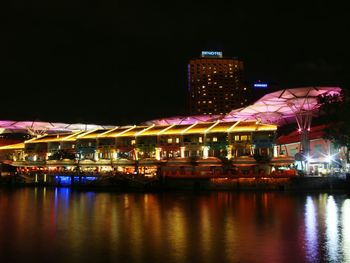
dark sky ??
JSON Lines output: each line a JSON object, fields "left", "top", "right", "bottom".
{"left": 1, "top": 1, "right": 350, "bottom": 125}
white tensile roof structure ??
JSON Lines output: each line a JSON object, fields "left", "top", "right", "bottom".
{"left": 143, "top": 115, "right": 221, "bottom": 126}
{"left": 144, "top": 86, "right": 341, "bottom": 155}
{"left": 224, "top": 86, "right": 342, "bottom": 126}
{"left": 145, "top": 87, "right": 342, "bottom": 127}
{"left": 1, "top": 87, "right": 341, "bottom": 135}
{"left": 0, "top": 120, "right": 116, "bottom": 135}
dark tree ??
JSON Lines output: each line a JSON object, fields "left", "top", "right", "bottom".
{"left": 318, "top": 88, "right": 350, "bottom": 162}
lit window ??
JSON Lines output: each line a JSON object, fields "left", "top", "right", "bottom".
{"left": 131, "top": 140, "right": 136, "bottom": 145}
{"left": 202, "top": 101, "right": 206, "bottom": 103}
{"left": 213, "top": 137, "right": 218, "bottom": 142}
{"left": 167, "top": 138, "right": 173, "bottom": 144}
{"left": 241, "top": 135, "right": 248, "bottom": 141}
{"left": 175, "top": 138, "right": 180, "bottom": 143}
{"left": 208, "top": 101, "right": 212, "bottom": 103}
{"left": 234, "top": 135, "right": 239, "bottom": 141}
{"left": 199, "top": 137, "right": 203, "bottom": 143}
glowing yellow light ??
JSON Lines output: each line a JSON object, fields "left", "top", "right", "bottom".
{"left": 226, "top": 121, "right": 241, "bottom": 132}
{"left": 97, "top": 126, "right": 119, "bottom": 137}
{"left": 77, "top": 128, "right": 99, "bottom": 138}
{"left": 61, "top": 131, "right": 84, "bottom": 141}
{"left": 114, "top": 125, "right": 136, "bottom": 137}
{"left": 180, "top": 121, "right": 198, "bottom": 134}
{"left": 204, "top": 120, "right": 220, "bottom": 133}
{"left": 157, "top": 124, "right": 175, "bottom": 135}
{"left": 135, "top": 124, "right": 155, "bottom": 136}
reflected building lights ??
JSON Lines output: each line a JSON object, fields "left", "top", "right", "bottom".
{"left": 342, "top": 199, "right": 350, "bottom": 263}
{"left": 305, "top": 196, "right": 319, "bottom": 262}
{"left": 326, "top": 196, "right": 339, "bottom": 262}
{"left": 166, "top": 206, "right": 187, "bottom": 263}
{"left": 199, "top": 202, "right": 212, "bottom": 261}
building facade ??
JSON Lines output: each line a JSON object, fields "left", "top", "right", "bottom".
{"left": 0, "top": 121, "right": 281, "bottom": 178}
{"left": 277, "top": 125, "right": 347, "bottom": 175}
{"left": 188, "top": 51, "right": 250, "bottom": 115}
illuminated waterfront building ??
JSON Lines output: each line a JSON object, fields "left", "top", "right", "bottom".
{"left": 0, "top": 121, "right": 278, "bottom": 177}
{"left": 0, "top": 87, "right": 342, "bottom": 179}
{"left": 188, "top": 51, "right": 250, "bottom": 115}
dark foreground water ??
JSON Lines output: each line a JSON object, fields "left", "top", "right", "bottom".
{"left": 0, "top": 188, "right": 349, "bottom": 263}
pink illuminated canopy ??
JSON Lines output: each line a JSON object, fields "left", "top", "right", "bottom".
{"left": 0, "top": 120, "right": 115, "bottom": 134}
{"left": 223, "top": 86, "right": 342, "bottom": 124}
{"left": 145, "top": 86, "right": 342, "bottom": 126}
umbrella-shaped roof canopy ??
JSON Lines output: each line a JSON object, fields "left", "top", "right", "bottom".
{"left": 0, "top": 120, "right": 116, "bottom": 134}
{"left": 224, "top": 86, "right": 341, "bottom": 124}
{"left": 144, "top": 87, "right": 341, "bottom": 126}
{"left": 143, "top": 115, "right": 221, "bottom": 125}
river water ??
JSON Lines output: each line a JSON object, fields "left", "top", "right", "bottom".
{"left": 0, "top": 188, "right": 349, "bottom": 263}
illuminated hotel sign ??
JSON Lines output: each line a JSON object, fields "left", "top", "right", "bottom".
{"left": 254, "top": 83, "right": 268, "bottom": 88}
{"left": 201, "top": 51, "right": 223, "bottom": 58}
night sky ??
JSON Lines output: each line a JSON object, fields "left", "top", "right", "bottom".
{"left": 1, "top": 1, "right": 350, "bottom": 125}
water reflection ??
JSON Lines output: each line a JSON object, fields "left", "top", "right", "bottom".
{"left": 0, "top": 188, "right": 349, "bottom": 263}
{"left": 342, "top": 199, "right": 350, "bottom": 262}
{"left": 326, "top": 195, "right": 339, "bottom": 262}
{"left": 305, "top": 196, "right": 319, "bottom": 262}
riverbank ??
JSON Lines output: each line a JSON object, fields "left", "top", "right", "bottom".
{"left": 1, "top": 174, "right": 350, "bottom": 192}
{"left": 160, "top": 176, "right": 350, "bottom": 192}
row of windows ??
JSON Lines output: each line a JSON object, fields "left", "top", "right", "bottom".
{"left": 190, "top": 64, "right": 240, "bottom": 68}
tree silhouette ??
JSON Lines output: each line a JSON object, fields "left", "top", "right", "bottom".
{"left": 318, "top": 88, "right": 350, "bottom": 162}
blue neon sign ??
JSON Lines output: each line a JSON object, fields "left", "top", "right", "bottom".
{"left": 254, "top": 83, "right": 268, "bottom": 88}
{"left": 201, "top": 51, "right": 223, "bottom": 58}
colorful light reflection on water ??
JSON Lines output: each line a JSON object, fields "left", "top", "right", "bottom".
{"left": 0, "top": 188, "right": 349, "bottom": 263}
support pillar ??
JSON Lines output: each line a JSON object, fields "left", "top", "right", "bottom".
{"left": 226, "top": 145, "right": 233, "bottom": 159}
{"left": 203, "top": 146, "right": 209, "bottom": 159}
{"left": 155, "top": 147, "right": 162, "bottom": 161}
{"left": 180, "top": 146, "right": 185, "bottom": 158}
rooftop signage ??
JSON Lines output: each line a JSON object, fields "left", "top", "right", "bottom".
{"left": 201, "top": 51, "right": 223, "bottom": 58}
{"left": 254, "top": 83, "right": 268, "bottom": 88}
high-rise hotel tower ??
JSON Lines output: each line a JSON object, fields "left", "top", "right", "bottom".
{"left": 188, "top": 51, "right": 250, "bottom": 115}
